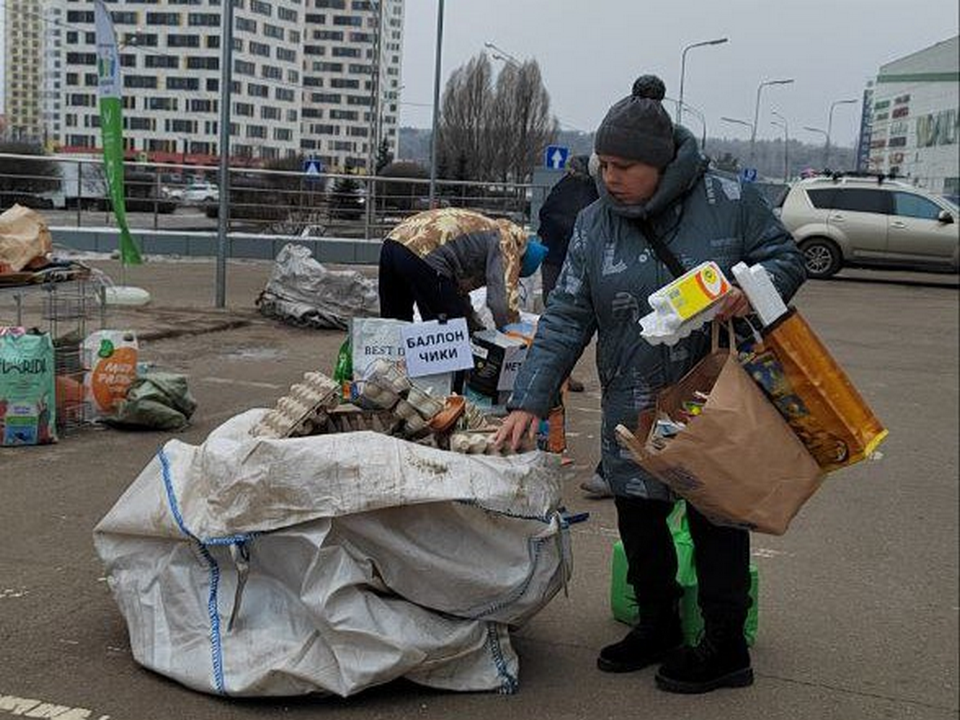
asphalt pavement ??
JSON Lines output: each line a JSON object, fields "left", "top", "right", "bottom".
{"left": 0, "top": 258, "right": 957, "bottom": 720}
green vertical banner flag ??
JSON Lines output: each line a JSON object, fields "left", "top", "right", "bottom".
{"left": 94, "top": 0, "right": 142, "bottom": 265}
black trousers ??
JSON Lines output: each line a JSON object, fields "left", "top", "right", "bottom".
{"left": 615, "top": 496, "right": 751, "bottom": 633}
{"left": 378, "top": 239, "right": 470, "bottom": 322}
{"left": 540, "top": 262, "right": 563, "bottom": 306}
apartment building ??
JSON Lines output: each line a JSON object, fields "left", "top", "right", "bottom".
{"left": 53, "top": 0, "right": 304, "bottom": 165}
{"left": 300, "top": 0, "right": 404, "bottom": 172}
{"left": 42, "top": 2, "right": 64, "bottom": 150}
{"left": 3, "top": 0, "right": 45, "bottom": 143}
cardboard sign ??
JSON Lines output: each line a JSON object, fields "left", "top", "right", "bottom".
{"left": 400, "top": 318, "right": 474, "bottom": 377}
{"left": 497, "top": 344, "right": 528, "bottom": 391}
{"left": 350, "top": 317, "right": 453, "bottom": 395}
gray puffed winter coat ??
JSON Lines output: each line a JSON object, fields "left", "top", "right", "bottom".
{"left": 508, "top": 127, "right": 806, "bottom": 499}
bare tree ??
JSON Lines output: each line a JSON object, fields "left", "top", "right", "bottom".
{"left": 436, "top": 53, "right": 557, "bottom": 183}
{"left": 493, "top": 62, "right": 558, "bottom": 182}
{"left": 437, "top": 54, "right": 494, "bottom": 182}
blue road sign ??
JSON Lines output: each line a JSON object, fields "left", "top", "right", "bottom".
{"left": 303, "top": 158, "right": 325, "bottom": 177}
{"left": 740, "top": 167, "right": 758, "bottom": 183}
{"left": 544, "top": 145, "right": 569, "bottom": 170}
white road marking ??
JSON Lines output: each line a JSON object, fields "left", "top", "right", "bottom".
{"left": 199, "top": 376, "right": 283, "bottom": 390}
{"left": 752, "top": 548, "right": 791, "bottom": 558}
{"left": 0, "top": 693, "right": 110, "bottom": 719}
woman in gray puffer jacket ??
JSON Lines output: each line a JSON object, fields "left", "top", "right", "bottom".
{"left": 495, "top": 76, "right": 806, "bottom": 695}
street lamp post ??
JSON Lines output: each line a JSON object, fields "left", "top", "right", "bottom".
{"left": 771, "top": 110, "right": 789, "bottom": 182}
{"left": 214, "top": 0, "right": 235, "bottom": 308}
{"left": 802, "top": 126, "right": 828, "bottom": 169}
{"left": 721, "top": 116, "right": 755, "bottom": 136}
{"left": 484, "top": 41, "right": 520, "bottom": 68}
{"left": 750, "top": 78, "right": 793, "bottom": 163}
{"left": 427, "top": 0, "right": 445, "bottom": 208}
{"left": 677, "top": 37, "right": 727, "bottom": 126}
{"left": 826, "top": 98, "right": 858, "bottom": 169}
{"left": 721, "top": 117, "right": 754, "bottom": 173}
{"left": 668, "top": 96, "right": 708, "bottom": 150}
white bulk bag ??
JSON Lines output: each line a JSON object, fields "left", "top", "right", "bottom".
{"left": 94, "top": 410, "right": 571, "bottom": 697}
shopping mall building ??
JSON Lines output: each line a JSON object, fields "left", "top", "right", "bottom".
{"left": 857, "top": 35, "right": 959, "bottom": 198}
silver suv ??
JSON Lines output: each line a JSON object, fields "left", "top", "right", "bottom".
{"left": 778, "top": 175, "right": 959, "bottom": 278}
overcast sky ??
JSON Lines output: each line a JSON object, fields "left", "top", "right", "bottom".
{"left": 399, "top": 0, "right": 960, "bottom": 146}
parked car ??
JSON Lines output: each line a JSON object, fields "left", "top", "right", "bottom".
{"left": 179, "top": 182, "right": 219, "bottom": 204}
{"left": 778, "top": 174, "right": 959, "bottom": 278}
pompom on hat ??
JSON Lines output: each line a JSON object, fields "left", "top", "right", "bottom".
{"left": 594, "top": 75, "right": 675, "bottom": 168}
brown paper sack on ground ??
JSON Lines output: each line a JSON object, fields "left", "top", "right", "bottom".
{"left": 0, "top": 204, "right": 53, "bottom": 274}
{"left": 617, "top": 323, "right": 823, "bottom": 536}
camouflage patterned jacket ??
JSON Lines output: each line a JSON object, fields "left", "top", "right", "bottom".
{"left": 385, "top": 208, "right": 528, "bottom": 328}
{"left": 508, "top": 126, "right": 807, "bottom": 500}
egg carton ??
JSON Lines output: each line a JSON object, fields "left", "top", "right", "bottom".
{"left": 449, "top": 430, "right": 535, "bottom": 456}
{"left": 251, "top": 371, "right": 341, "bottom": 439}
{"left": 326, "top": 405, "right": 402, "bottom": 435}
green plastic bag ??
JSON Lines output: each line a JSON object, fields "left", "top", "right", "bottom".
{"left": 610, "top": 501, "right": 760, "bottom": 646}
{"left": 108, "top": 371, "right": 197, "bottom": 431}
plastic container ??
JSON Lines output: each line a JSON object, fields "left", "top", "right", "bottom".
{"left": 639, "top": 262, "right": 731, "bottom": 345}
{"left": 731, "top": 262, "right": 788, "bottom": 327}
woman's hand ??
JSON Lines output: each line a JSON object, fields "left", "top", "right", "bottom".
{"left": 716, "top": 286, "right": 752, "bottom": 321}
{"left": 493, "top": 410, "right": 539, "bottom": 451}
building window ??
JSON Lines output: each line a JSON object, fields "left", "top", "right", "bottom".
{"left": 249, "top": 41, "right": 271, "bottom": 57}
{"left": 167, "top": 34, "right": 200, "bottom": 48}
{"left": 145, "top": 55, "right": 180, "bottom": 68}
{"left": 166, "top": 77, "right": 201, "bottom": 90}
{"left": 147, "top": 12, "right": 180, "bottom": 24}
{"left": 148, "top": 97, "right": 178, "bottom": 110}
{"left": 124, "top": 75, "right": 159, "bottom": 89}
{"left": 188, "top": 12, "right": 221, "bottom": 26}
{"left": 263, "top": 23, "right": 284, "bottom": 39}
{"left": 250, "top": 0, "right": 272, "bottom": 16}
{"left": 186, "top": 57, "right": 219, "bottom": 70}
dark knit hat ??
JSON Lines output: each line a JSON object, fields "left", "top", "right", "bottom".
{"left": 594, "top": 75, "right": 675, "bottom": 168}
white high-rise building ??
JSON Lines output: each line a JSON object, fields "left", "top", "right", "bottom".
{"left": 300, "top": 0, "right": 404, "bottom": 172}
{"left": 42, "top": 2, "right": 64, "bottom": 150}
{"left": 4, "top": 0, "right": 45, "bottom": 142}
{"left": 54, "top": 0, "right": 304, "bottom": 164}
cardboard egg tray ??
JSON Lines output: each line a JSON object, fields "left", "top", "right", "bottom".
{"left": 251, "top": 371, "right": 341, "bottom": 439}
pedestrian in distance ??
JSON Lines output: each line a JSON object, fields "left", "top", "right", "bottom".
{"left": 537, "top": 153, "right": 612, "bottom": 498}
{"left": 378, "top": 207, "right": 547, "bottom": 331}
{"left": 494, "top": 74, "right": 806, "bottom": 694}
{"left": 538, "top": 154, "right": 599, "bottom": 306}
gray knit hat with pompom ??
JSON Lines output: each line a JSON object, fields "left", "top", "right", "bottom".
{"left": 594, "top": 75, "right": 675, "bottom": 168}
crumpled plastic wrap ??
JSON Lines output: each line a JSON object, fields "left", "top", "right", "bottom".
{"left": 256, "top": 243, "right": 379, "bottom": 330}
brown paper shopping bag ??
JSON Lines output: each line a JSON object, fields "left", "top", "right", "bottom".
{"left": 616, "top": 323, "right": 823, "bottom": 535}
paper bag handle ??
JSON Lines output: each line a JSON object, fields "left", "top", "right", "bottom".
{"left": 710, "top": 320, "right": 737, "bottom": 356}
